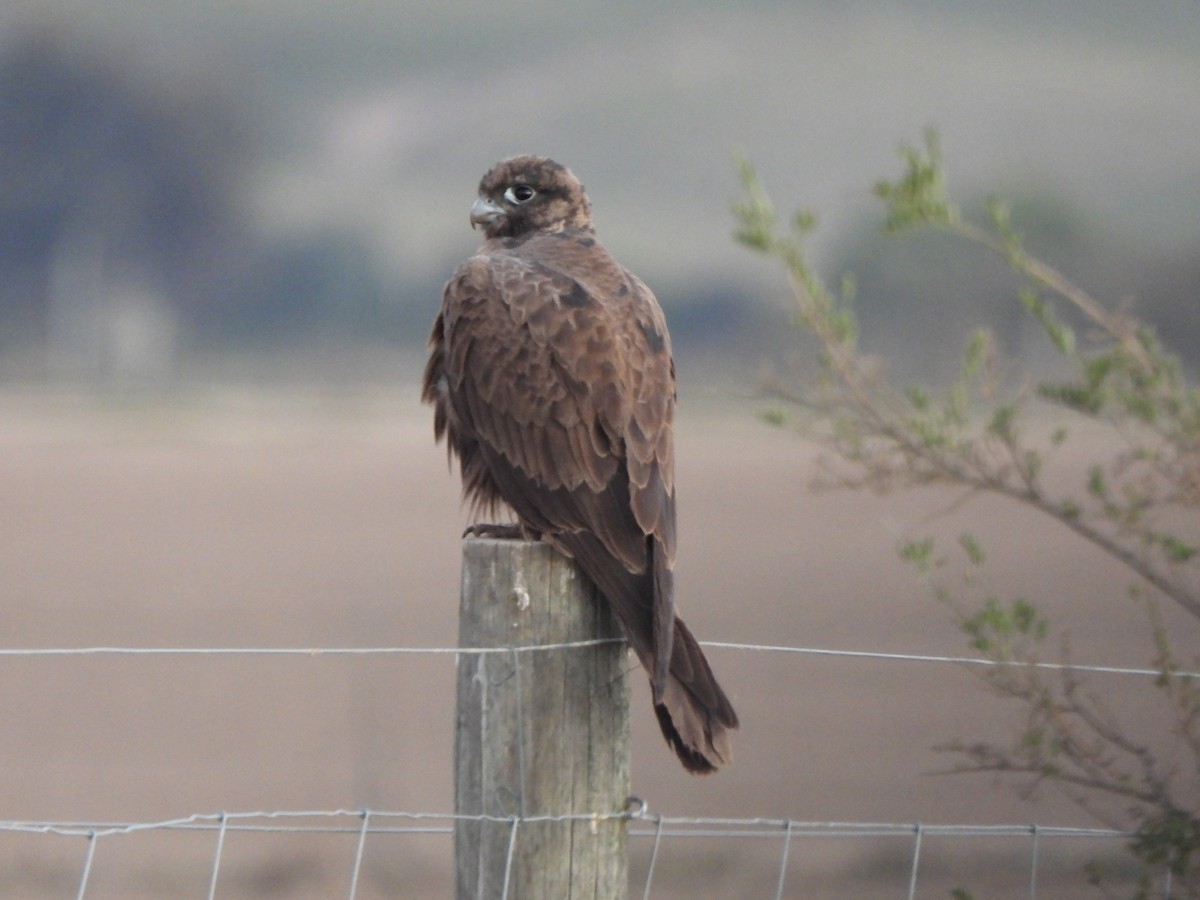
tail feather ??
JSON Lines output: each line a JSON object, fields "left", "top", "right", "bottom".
{"left": 654, "top": 617, "right": 738, "bottom": 774}
{"left": 558, "top": 530, "right": 738, "bottom": 774}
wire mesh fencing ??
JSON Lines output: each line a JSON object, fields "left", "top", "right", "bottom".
{"left": 1, "top": 640, "right": 1186, "bottom": 898}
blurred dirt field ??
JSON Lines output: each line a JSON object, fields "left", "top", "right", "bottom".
{"left": 0, "top": 386, "right": 1171, "bottom": 897}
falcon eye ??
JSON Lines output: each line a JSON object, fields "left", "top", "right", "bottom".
{"left": 504, "top": 184, "right": 537, "bottom": 205}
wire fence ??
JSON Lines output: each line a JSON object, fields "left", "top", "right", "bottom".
{"left": 0, "top": 807, "right": 1144, "bottom": 900}
{"left": 2, "top": 638, "right": 1185, "bottom": 898}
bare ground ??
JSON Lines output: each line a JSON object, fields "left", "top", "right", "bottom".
{"left": 0, "top": 388, "right": 1175, "bottom": 897}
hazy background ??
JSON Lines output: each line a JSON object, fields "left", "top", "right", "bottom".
{"left": 1, "top": 2, "right": 1198, "bottom": 896}
{"left": 1, "top": 0, "right": 1197, "bottom": 383}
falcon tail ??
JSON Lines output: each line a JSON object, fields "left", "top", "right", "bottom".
{"left": 653, "top": 616, "right": 739, "bottom": 774}
{"left": 561, "top": 531, "right": 739, "bottom": 774}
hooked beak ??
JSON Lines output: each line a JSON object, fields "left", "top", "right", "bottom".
{"left": 470, "top": 196, "right": 504, "bottom": 229}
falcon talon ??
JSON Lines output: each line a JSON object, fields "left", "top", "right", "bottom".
{"left": 462, "top": 522, "right": 523, "bottom": 540}
{"left": 422, "top": 156, "right": 739, "bottom": 773}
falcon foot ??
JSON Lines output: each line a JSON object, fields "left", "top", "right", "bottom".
{"left": 463, "top": 522, "right": 525, "bottom": 540}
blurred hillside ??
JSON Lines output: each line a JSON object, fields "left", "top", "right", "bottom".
{"left": 0, "top": 1, "right": 1197, "bottom": 384}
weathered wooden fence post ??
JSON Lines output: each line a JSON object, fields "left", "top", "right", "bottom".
{"left": 455, "top": 535, "right": 631, "bottom": 900}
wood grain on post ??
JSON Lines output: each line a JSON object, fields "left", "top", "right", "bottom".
{"left": 455, "top": 536, "right": 631, "bottom": 900}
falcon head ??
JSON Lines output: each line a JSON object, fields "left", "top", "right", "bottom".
{"left": 470, "top": 155, "right": 593, "bottom": 240}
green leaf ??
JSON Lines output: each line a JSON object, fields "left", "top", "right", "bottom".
{"left": 839, "top": 272, "right": 857, "bottom": 304}
{"left": 962, "top": 597, "right": 1048, "bottom": 657}
{"left": 1130, "top": 809, "right": 1200, "bottom": 876}
{"left": 1156, "top": 534, "right": 1196, "bottom": 563}
{"left": 906, "top": 386, "right": 930, "bottom": 411}
{"left": 958, "top": 533, "right": 985, "bottom": 566}
{"left": 899, "top": 537, "right": 936, "bottom": 573}
{"left": 1011, "top": 598, "right": 1047, "bottom": 639}
{"left": 985, "top": 195, "right": 1022, "bottom": 260}
{"left": 732, "top": 153, "right": 779, "bottom": 253}
{"left": 1038, "top": 382, "right": 1103, "bottom": 415}
{"left": 947, "top": 382, "right": 969, "bottom": 426}
{"left": 1023, "top": 449, "right": 1042, "bottom": 481}
{"left": 962, "top": 329, "right": 991, "bottom": 378}
{"left": 988, "top": 404, "right": 1017, "bottom": 442}
{"left": 829, "top": 309, "right": 858, "bottom": 346}
{"left": 792, "top": 209, "right": 817, "bottom": 234}
{"left": 1019, "top": 288, "right": 1075, "bottom": 355}
{"left": 875, "top": 128, "right": 956, "bottom": 232}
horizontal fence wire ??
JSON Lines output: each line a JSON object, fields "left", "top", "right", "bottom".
{"left": 0, "top": 639, "right": 1193, "bottom": 679}
{"left": 0, "top": 809, "right": 1134, "bottom": 841}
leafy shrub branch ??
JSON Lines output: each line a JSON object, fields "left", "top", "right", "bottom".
{"left": 735, "top": 131, "right": 1200, "bottom": 896}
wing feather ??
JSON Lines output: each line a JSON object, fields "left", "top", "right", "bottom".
{"left": 437, "top": 249, "right": 674, "bottom": 556}
{"left": 425, "top": 230, "right": 733, "bottom": 758}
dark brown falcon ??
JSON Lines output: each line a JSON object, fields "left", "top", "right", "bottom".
{"left": 422, "top": 155, "right": 738, "bottom": 773}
